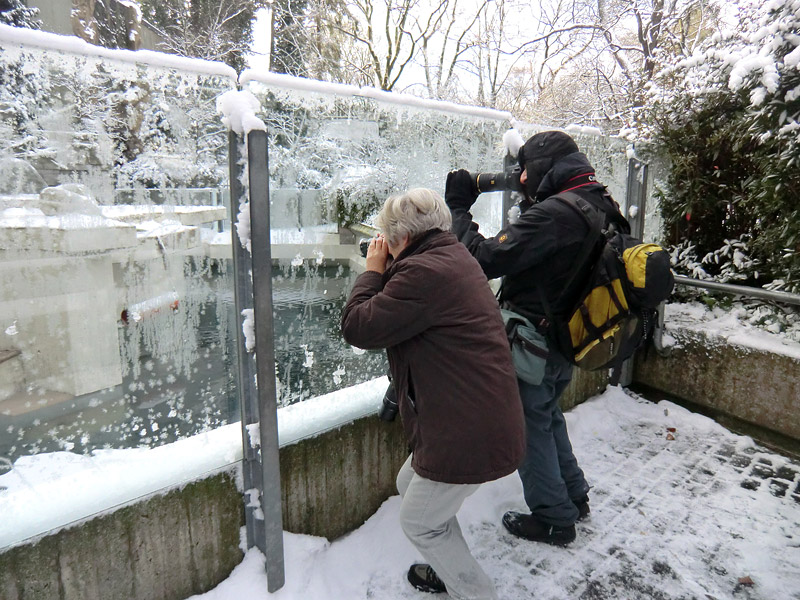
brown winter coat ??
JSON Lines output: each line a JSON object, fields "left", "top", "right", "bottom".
{"left": 342, "top": 230, "right": 525, "bottom": 484}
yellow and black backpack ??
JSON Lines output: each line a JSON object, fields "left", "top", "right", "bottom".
{"left": 542, "top": 192, "right": 674, "bottom": 381}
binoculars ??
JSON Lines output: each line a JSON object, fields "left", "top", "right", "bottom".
{"left": 378, "top": 382, "right": 399, "bottom": 422}
{"left": 470, "top": 164, "right": 524, "bottom": 194}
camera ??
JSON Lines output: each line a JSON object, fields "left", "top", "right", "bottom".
{"left": 470, "top": 164, "right": 524, "bottom": 194}
{"left": 378, "top": 382, "right": 399, "bottom": 422}
{"left": 359, "top": 238, "right": 370, "bottom": 258}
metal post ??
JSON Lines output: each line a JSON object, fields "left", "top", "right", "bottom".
{"left": 619, "top": 157, "right": 650, "bottom": 387}
{"left": 625, "top": 158, "right": 648, "bottom": 239}
{"left": 501, "top": 153, "right": 515, "bottom": 228}
{"left": 229, "top": 130, "right": 285, "bottom": 592}
{"left": 247, "top": 129, "right": 285, "bottom": 592}
{"left": 229, "top": 131, "right": 264, "bottom": 551}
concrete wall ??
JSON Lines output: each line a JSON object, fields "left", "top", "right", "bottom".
{"left": 0, "top": 472, "right": 243, "bottom": 600}
{"left": 634, "top": 331, "right": 800, "bottom": 440}
{"left": 0, "top": 413, "right": 408, "bottom": 600}
{"left": 282, "top": 413, "right": 409, "bottom": 540}
{"left": 0, "top": 369, "right": 604, "bottom": 600}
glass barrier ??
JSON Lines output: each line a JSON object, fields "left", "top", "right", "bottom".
{"left": 243, "top": 77, "right": 511, "bottom": 405}
{"left": 0, "top": 38, "right": 238, "bottom": 475}
{"left": 0, "top": 32, "right": 641, "bottom": 548}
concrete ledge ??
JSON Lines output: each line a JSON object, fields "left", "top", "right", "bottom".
{"left": 634, "top": 331, "right": 800, "bottom": 440}
{"left": 561, "top": 366, "right": 608, "bottom": 411}
{"left": 0, "top": 369, "right": 604, "bottom": 600}
{"left": 0, "top": 472, "right": 243, "bottom": 600}
{"left": 0, "top": 413, "right": 407, "bottom": 600}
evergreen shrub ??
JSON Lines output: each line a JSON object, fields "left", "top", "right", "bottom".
{"left": 645, "top": 0, "right": 800, "bottom": 293}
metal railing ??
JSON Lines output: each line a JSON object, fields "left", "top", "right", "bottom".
{"left": 674, "top": 275, "right": 800, "bottom": 307}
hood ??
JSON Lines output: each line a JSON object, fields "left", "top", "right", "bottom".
{"left": 534, "top": 151, "right": 598, "bottom": 200}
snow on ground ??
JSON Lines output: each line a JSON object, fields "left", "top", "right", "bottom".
{"left": 191, "top": 386, "right": 800, "bottom": 600}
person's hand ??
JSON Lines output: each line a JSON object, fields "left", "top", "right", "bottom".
{"left": 365, "top": 235, "right": 390, "bottom": 274}
{"left": 445, "top": 169, "right": 479, "bottom": 210}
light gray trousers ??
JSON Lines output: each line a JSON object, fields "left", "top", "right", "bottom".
{"left": 396, "top": 455, "right": 498, "bottom": 600}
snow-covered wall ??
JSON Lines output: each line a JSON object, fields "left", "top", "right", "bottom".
{"left": 635, "top": 303, "right": 800, "bottom": 440}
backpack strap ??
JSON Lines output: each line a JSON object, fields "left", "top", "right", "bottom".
{"left": 536, "top": 192, "right": 606, "bottom": 326}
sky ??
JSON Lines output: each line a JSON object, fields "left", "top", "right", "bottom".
{"left": 246, "top": 7, "right": 271, "bottom": 73}
{"left": 2, "top": 303, "right": 799, "bottom": 599}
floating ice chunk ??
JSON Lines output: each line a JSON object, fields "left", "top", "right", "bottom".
{"left": 332, "top": 365, "right": 346, "bottom": 385}
{"left": 301, "top": 344, "right": 314, "bottom": 369}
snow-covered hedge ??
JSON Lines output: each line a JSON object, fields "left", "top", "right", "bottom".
{"left": 645, "top": 0, "right": 800, "bottom": 293}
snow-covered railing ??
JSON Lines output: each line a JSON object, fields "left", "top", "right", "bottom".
{"left": 239, "top": 69, "right": 513, "bottom": 122}
{"left": 0, "top": 23, "right": 237, "bottom": 78}
{"left": 674, "top": 275, "right": 800, "bottom": 307}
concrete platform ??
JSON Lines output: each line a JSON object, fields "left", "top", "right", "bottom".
{"left": 218, "top": 386, "right": 800, "bottom": 600}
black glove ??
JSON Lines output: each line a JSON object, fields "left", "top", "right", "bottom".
{"left": 445, "top": 169, "right": 479, "bottom": 210}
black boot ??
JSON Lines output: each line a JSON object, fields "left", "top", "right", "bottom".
{"left": 407, "top": 564, "right": 447, "bottom": 594}
{"left": 502, "top": 511, "right": 576, "bottom": 546}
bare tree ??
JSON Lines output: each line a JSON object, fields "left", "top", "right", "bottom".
{"left": 332, "top": 0, "right": 462, "bottom": 91}
{"left": 579, "top": 0, "right": 726, "bottom": 128}
{"left": 414, "top": 0, "right": 487, "bottom": 100}
{"left": 492, "top": 0, "right": 726, "bottom": 131}
{"left": 140, "top": 0, "right": 260, "bottom": 72}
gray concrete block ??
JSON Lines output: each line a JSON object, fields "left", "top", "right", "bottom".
{"left": 634, "top": 330, "right": 800, "bottom": 439}
{"left": 0, "top": 470, "right": 243, "bottom": 600}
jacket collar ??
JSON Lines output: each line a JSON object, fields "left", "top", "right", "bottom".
{"left": 394, "top": 228, "right": 447, "bottom": 261}
{"left": 534, "top": 152, "right": 603, "bottom": 200}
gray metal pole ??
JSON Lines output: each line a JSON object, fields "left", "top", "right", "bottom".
{"left": 674, "top": 275, "right": 800, "bottom": 306}
{"left": 625, "top": 158, "right": 648, "bottom": 240}
{"left": 618, "top": 157, "right": 650, "bottom": 386}
{"left": 229, "top": 131, "right": 266, "bottom": 553}
{"left": 501, "top": 152, "right": 515, "bottom": 229}
{"left": 247, "top": 129, "right": 285, "bottom": 592}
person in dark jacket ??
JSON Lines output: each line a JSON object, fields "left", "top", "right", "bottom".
{"left": 445, "top": 130, "right": 630, "bottom": 547}
{"left": 342, "top": 187, "right": 525, "bottom": 599}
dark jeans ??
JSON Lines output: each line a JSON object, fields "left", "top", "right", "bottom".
{"left": 517, "top": 349, "right": 589, "bottom": 527}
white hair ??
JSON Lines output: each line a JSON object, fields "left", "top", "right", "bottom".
{"left": 375, "top": 188, "right": 452, "bottom": 247}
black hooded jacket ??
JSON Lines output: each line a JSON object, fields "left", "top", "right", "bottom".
{"left": 450, "top": 149, "right": 630, "bottom": 342}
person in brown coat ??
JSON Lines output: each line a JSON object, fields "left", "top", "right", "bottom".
{"left": 342, "top": 187, "right": 524, "bottom": 599}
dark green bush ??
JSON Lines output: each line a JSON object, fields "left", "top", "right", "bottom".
{"left": 645, "top": 0, "right": 800, "bottom": 292}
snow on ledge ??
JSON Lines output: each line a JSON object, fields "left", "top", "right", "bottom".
{"left": 0, "top": 377, "right": 387, "bottom": 549}
{"left": 664, "top": 302, "right": 800, "bottom": 360}
{"left": 0, "top": 23, "right": 237, "bottom": 80}
{"left": 278, "top": 376, "right": 388, "bottom": 446}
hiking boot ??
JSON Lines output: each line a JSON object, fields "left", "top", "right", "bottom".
{"left": 573, "top": 495, "right": 590, "bottom": 522}
{"left": 502, "top": 511, "right": 576, "bottom": 546}
{"left": 407, "top": 564, "right": 447, "bottom": 594}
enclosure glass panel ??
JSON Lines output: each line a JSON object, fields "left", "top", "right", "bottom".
{"left": 244, "top": 79, "right": 511, "bottom": 406}
{"left": 0, "top": 39, "right": 237, "bottom": 484}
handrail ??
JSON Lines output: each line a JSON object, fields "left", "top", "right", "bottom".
{"left": 674, "top": 275, "right": 800, "bottom": 307}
